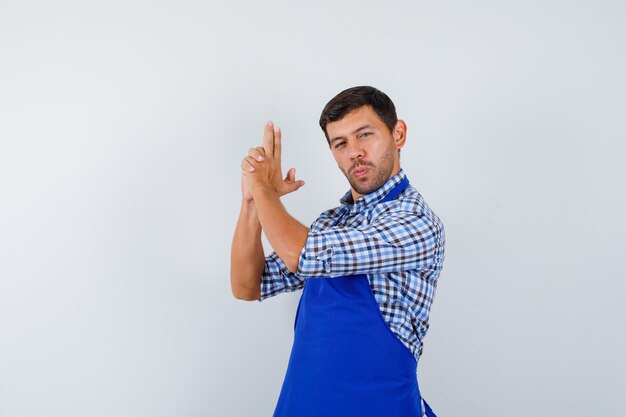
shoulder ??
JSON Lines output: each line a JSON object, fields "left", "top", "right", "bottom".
{"left": 376, "top": 186, "right": 443, "bottom": 228}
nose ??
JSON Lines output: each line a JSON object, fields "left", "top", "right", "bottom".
{"left": 347, "top": 139, "right": 364, "bottom": 160}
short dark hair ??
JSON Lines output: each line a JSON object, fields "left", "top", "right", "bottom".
{"left": 319, "top": 86, "right": 398, "bottom": 143}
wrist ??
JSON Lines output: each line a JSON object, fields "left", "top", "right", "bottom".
{"left": 240, "top": 199, "right": 261, "bottom": 227}
{"left": 241, "top": 198, "right": 257, "bottom": 212}
{"left": 250, "top": 183, "right": 278, "bottom": 199}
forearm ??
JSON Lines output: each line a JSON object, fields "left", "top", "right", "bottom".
{"left": 230, "top": 200, "right": 265, "bottom": 300}
{"left": 252, "top": 186, "right": 309, "bottom": 273}
{"left": 299, "top": 209, "right": 444, "bottom": 277}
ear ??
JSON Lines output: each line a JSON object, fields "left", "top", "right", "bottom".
{"left": 392, "top": 120, "right": 407, "bottom": 150}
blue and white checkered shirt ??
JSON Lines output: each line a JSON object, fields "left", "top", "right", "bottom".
{"left": 260, "top": 170, "right": 445, "bottom": 360}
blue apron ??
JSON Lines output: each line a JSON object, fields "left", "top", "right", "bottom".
{"left": 273, "top": 178, "right": 437, "bottom": 417}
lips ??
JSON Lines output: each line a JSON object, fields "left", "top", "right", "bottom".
{"left": 352, "top": 166, "right": 370, "bottom": 178}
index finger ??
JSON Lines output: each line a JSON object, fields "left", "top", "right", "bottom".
{"left": 274, "top": 126, "right": 282, "bottom": 163}
{"left": 263, "top": 121, "right": 275, "bottom": 158}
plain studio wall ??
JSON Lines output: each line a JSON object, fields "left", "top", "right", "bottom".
{"left": 1, "top": 1, "right": 624, "bottom": 416}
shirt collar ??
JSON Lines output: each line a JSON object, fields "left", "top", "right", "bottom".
{"left": 340, "top": 169, "right": 407, "bottom": 214}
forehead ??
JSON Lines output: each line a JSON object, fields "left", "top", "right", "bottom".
{"left": 326, "top": 105, "right": 386, "bottom": 137}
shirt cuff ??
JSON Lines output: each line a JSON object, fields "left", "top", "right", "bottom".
{"left": 297, "top": 230, "right": 334, "bottom": 276}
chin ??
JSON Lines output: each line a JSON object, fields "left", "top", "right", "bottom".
{"left": 351, "top": 180, "right": 378, "bottom": 196}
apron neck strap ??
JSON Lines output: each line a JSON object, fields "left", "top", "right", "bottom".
{"left": 380, "top": 177, "right": 410, "bottom": 204}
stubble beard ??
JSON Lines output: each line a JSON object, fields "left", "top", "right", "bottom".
{"left": 342, "top": 146, "right": 396, "bottom": 197}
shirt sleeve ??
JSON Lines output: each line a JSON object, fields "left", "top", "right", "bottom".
{"left": 297, "top": 207, "right": 444, "bottom": 278}
{"left": 259, "top": 251, "right": 306, "bottom": 301}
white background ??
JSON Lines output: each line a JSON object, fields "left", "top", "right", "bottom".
{"left": 1, "top": 1, "right": 625, "bottom": 416}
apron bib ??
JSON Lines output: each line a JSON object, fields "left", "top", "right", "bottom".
{"left": 273, "top": 178, "right": 436, "bottom": 417}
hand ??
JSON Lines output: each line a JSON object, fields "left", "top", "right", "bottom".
{"left": 241, "top": 122, "right": 305, "bottom": 198}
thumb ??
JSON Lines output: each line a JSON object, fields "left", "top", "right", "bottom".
{"left": 285, "top": 167, "right": 296, "bottom": 183}
{"left": 283, "top": 168, "right": 304, "bottom": 194}
{"left": 284, "top": 179, "right": 305, "bottom": 193}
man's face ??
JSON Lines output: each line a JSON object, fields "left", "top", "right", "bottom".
{"left": 326, "top": 105, "right": 406, "bottom": 200}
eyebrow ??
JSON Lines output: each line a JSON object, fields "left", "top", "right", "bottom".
{"left": 329, "top": 124, "right": 374, "bottom": 144}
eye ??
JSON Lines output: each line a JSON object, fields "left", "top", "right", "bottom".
{"left": 334, "top": 141, "right": 346, "bottom": 149}
{"left": 358, "top": 132, "right": 372, "bottom": 139}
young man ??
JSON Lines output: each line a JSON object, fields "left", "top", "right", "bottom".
{"left": 231, "top": 86, "right": 445, "bottom": 417}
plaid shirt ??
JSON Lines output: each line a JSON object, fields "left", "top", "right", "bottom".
{"left": 260, "top": 170, "right": 445, "bottom": 360}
